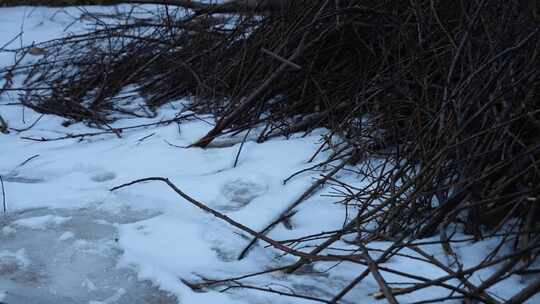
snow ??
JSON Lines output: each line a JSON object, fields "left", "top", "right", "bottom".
{"left": 59, "top": 231, "right": 74, "bottom": 241}
{"left": 13, "top": 215, "right": 71, "bottom": 230}
{"left": 0, "top": 4, "right": 538, "bottom": 304}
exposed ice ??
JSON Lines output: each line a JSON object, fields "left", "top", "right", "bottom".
{"left": 0, "top": 207, "right": 177, "bottom": 304}
{"left": 1, "top": 227, "right": 15, "bottom": 236}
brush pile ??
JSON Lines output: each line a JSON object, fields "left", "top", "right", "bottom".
{"left": 2, "top": 0, "right": 540, "bottom": 302}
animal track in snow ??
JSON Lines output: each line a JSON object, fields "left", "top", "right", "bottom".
{"left": 90, "top": 171, "right": 117, "bottom": 183}
{"left": 218, "top": 177, "right": 268, "bottom": 211}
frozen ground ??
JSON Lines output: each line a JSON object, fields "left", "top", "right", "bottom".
{"left": 0, "top": 5, "right": 539, "bottom": 304}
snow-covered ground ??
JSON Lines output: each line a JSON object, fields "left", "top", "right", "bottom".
{"left": 0, "top": 5, "right": 538, "bottom": 304}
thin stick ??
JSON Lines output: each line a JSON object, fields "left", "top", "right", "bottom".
{"left": 238, "top": 157, "right": 350, "bottom": 260}
{"left": 0, "top": 114, "right": 8, "bottom": 134}
{"left": 358, "top": 243, "right": 398, "bottom": 304}
{"left": 1, "top": 175, "right": 6, "bottom": 213}
{"left": 261, "top": 47, "right": 302, "bottom": 70}
{"left": 506, "top": 278, "right": 540, "bottom": 304}
{"left": 16, "top": 154, "right": 40, "bottom": 168}
{"left": 233, "top": 128, "right": 252, "bottom": 168}
{"left": 110, "top": 177, "right": 364, "bottom": 263}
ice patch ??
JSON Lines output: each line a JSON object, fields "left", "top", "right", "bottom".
{"left": 0, "top": 207, "right": 177, "bottom": 304}
{"left": 13, "top": 215, "right": 71, "bottom": 230}
{"left": 0, "top": 249, "right": 30, "bottom": 269}
{"left": 82, "top": 278, "right": 98, "bottom": 290}
{"left": 89, "top": 288, "right": 126, "bottom": 304}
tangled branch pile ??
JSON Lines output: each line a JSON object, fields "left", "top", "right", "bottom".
{"left": 2, "top": 0, "right": 540, "bottom": 302}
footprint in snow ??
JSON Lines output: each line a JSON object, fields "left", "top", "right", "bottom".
{"left": 90, "top": 171, "right": 116, "bottom": 183}
{"left": 218, "top": 177, "right": 268, "bottom": 211}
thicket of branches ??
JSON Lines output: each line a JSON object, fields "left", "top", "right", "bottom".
{"left": 1, "top": 0, "right": 540, "bottom": 303}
